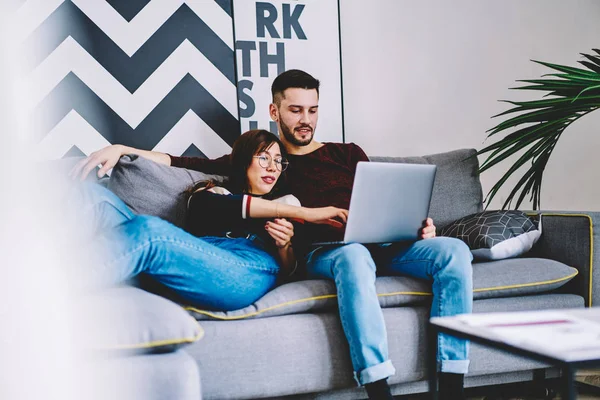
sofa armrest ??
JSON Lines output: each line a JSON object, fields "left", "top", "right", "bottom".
{"left": 527, "top": 211, "right": 599, "bottom": 307}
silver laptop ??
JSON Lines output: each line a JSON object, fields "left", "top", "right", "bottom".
{"left": 313, "top": 162, "right": 437, "bottom": 245}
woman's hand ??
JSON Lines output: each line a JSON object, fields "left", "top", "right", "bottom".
{"left": 302, "top": 207, "right": 349, "bottom": 228}
{"left": 266, "top": 218, "right": 295, "bottom": 248}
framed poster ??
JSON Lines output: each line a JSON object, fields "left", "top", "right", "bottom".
{"left": 233, "top": 0, "right": 344, "bottom": 143}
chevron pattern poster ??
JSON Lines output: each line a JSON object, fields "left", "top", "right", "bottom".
{"left": 13, "top": 0, "right": 342, "bottom": 160}
{"left": 234, "top": 0, "right": 343, "bottom": 143}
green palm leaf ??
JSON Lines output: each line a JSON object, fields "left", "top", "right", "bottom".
{"left": 580, "top": 53, "right": 600, "bottom": 66}
{"left": 477, "top": 50, "right": 600, "bottom": 210}
{"left": 534, "top": 60, "right": 599, "bottom": 77}
{"left": 579, "top": 61, "right": 600, "bottom": 74}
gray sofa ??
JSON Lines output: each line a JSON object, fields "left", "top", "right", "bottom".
{"left": 90, "top": 148, "right": 598, "bottom": 399}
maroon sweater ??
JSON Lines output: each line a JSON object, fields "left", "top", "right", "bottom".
{"left": 170, "top": 142, "right": 369, "bottom": 242}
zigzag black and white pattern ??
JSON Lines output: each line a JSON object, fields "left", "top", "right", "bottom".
{"left": 16, "top": 0, "right": 238, "bottom": 159}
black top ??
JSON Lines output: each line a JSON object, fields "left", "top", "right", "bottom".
{"left": 185, "top": 189, "right": 308, "bottom": 270}
{"left": 186, "top": 190, "right": 267, "bottom": 240}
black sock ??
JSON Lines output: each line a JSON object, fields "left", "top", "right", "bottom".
{"left": 439, "top": 372, "right": 465, "bottom": 400}
{"left": 364, "top": 378, "right": 394, "bottom": 400}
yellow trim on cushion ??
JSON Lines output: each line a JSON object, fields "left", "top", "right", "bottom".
{"left": 473, "top": 269, "right": 578, "bottom": 293}
{"left": 186, "top": 294, "right": 337, "bottom": 320}
{"left": 110, "top": 318, "right": 205, "bottom": 350}
{"left": 530, "top": 213, "right": 594, "bottom": 307}
{"left": 184, "top": 269, "right": 578, "bottom": 321}
{"left": 377, "top": 291, "right": 432, "bottom": 298}
{"left": 185, "top": 292, "right": 433, "bottom": 321}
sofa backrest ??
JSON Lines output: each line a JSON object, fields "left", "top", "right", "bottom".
{"left": 106, "top": 150, "right": 483, "bottom": 230}
{"left": 108, "top": 155, "right": 225, "bottom": 228}
{"left": 370, "top": 148, "right": 483, "bottom": 229}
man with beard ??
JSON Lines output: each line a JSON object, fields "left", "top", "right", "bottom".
{"left": 73, "top": 69, "right": 473, "bottom": 400}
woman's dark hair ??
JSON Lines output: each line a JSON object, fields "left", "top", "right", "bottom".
{"left": 229, "top": 129, "right": 288, "bottom": 198}
{"left": 187, "top": 129, "right": 288, "bottom": 199}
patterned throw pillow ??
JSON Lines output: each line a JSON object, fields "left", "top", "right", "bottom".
{"left": 439, "top": 210, "right": 541, "bottom": 260}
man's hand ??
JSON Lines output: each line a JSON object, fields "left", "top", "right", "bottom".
{"left": 420, "top": 217, "right": 436, "bottom": 239}
{"left": 266, "top": 218, "right": 295, "bottom": 248}
{"left": 69, "top": 145, "right": 125, "bottom": 181}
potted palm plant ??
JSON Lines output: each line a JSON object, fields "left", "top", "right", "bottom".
{"left": 478, "top": 49, "right": 600, "bottom": 210}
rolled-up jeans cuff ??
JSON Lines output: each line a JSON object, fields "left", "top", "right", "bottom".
{"left": 440, "top": 359, "right": 470, "bottom": 374}
{"left": 354, "top": 360, "right": 396, "bottom": 386}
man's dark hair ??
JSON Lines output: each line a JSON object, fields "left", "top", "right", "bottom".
{"left": 271, "top": 69, "right": 320, "bottom": 106}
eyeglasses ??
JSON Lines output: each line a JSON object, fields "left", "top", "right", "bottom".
{"left": 253, "top": 154, "right": 289, "bottom": 172}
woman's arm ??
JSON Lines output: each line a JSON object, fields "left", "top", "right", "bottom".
{"left": 277, "top": 243, "right": 297, "bottom": 278}
{"left": 265, "top": 218, "right": 297, "bottom": 278}
{"left": 187, "top": 191, "right": 349, "bottom": 239}
{"left": 248, "top": 197, "right": 348, "bottom": 226}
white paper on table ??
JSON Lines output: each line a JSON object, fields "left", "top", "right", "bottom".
{"left": 454, "top": 311, "right": 600, "bottom": 361}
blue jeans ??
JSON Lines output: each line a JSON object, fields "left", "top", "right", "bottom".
{"left": 305, "top": 239, "right": 473, "bottom": 385}
{"left": 70, "top": 183, "right": 280, "bottom": 310}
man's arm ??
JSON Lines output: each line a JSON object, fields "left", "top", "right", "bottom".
{"left": 349, "top": 142, "right": 370, "bottom": 171}
{"left": 70, "top": 144, "right": 171, "bottom": 180}
{"left": 71, "top": 144, "right": 232, "bottom": 180}
{"left": 128, "top": 146, "right": 172, "bottom": 165}
{"left": 169, "top": 153, "right": 232, "bottom": 175}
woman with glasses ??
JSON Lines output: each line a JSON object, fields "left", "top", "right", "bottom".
{"left": 186, "top": 130, "right": 302, "bottom": 280}
{"left": 75, "top": 129, "right": 347, "bottom": 311}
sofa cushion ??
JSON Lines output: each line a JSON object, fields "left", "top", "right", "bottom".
{"left": 370, "top": 148, "right": 483, "bottom": 229}
{"left": 186, "top": 258, "right": 577, "bottom": 320}
{"left": 472, "top": 259, "right": 577, "bottom": 299}
{"left": 79, "top": 286, "right": 204, "bottom": 353}
{"left": 108, "top": 155, "right": 225, "bottom": 228}
{"left": 94, "top": 350, "right": 201, "bottom": 400}
{"left": 439, "top": 210, "right": 541, "bottom": 260}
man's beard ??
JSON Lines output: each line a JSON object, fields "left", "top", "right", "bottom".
{"left": 280, "top": 120, "right": 314, "bottom": 146}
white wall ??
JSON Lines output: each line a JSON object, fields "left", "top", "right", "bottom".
{"left": 340, "top": 0, "right": 600, "bottom": 211}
